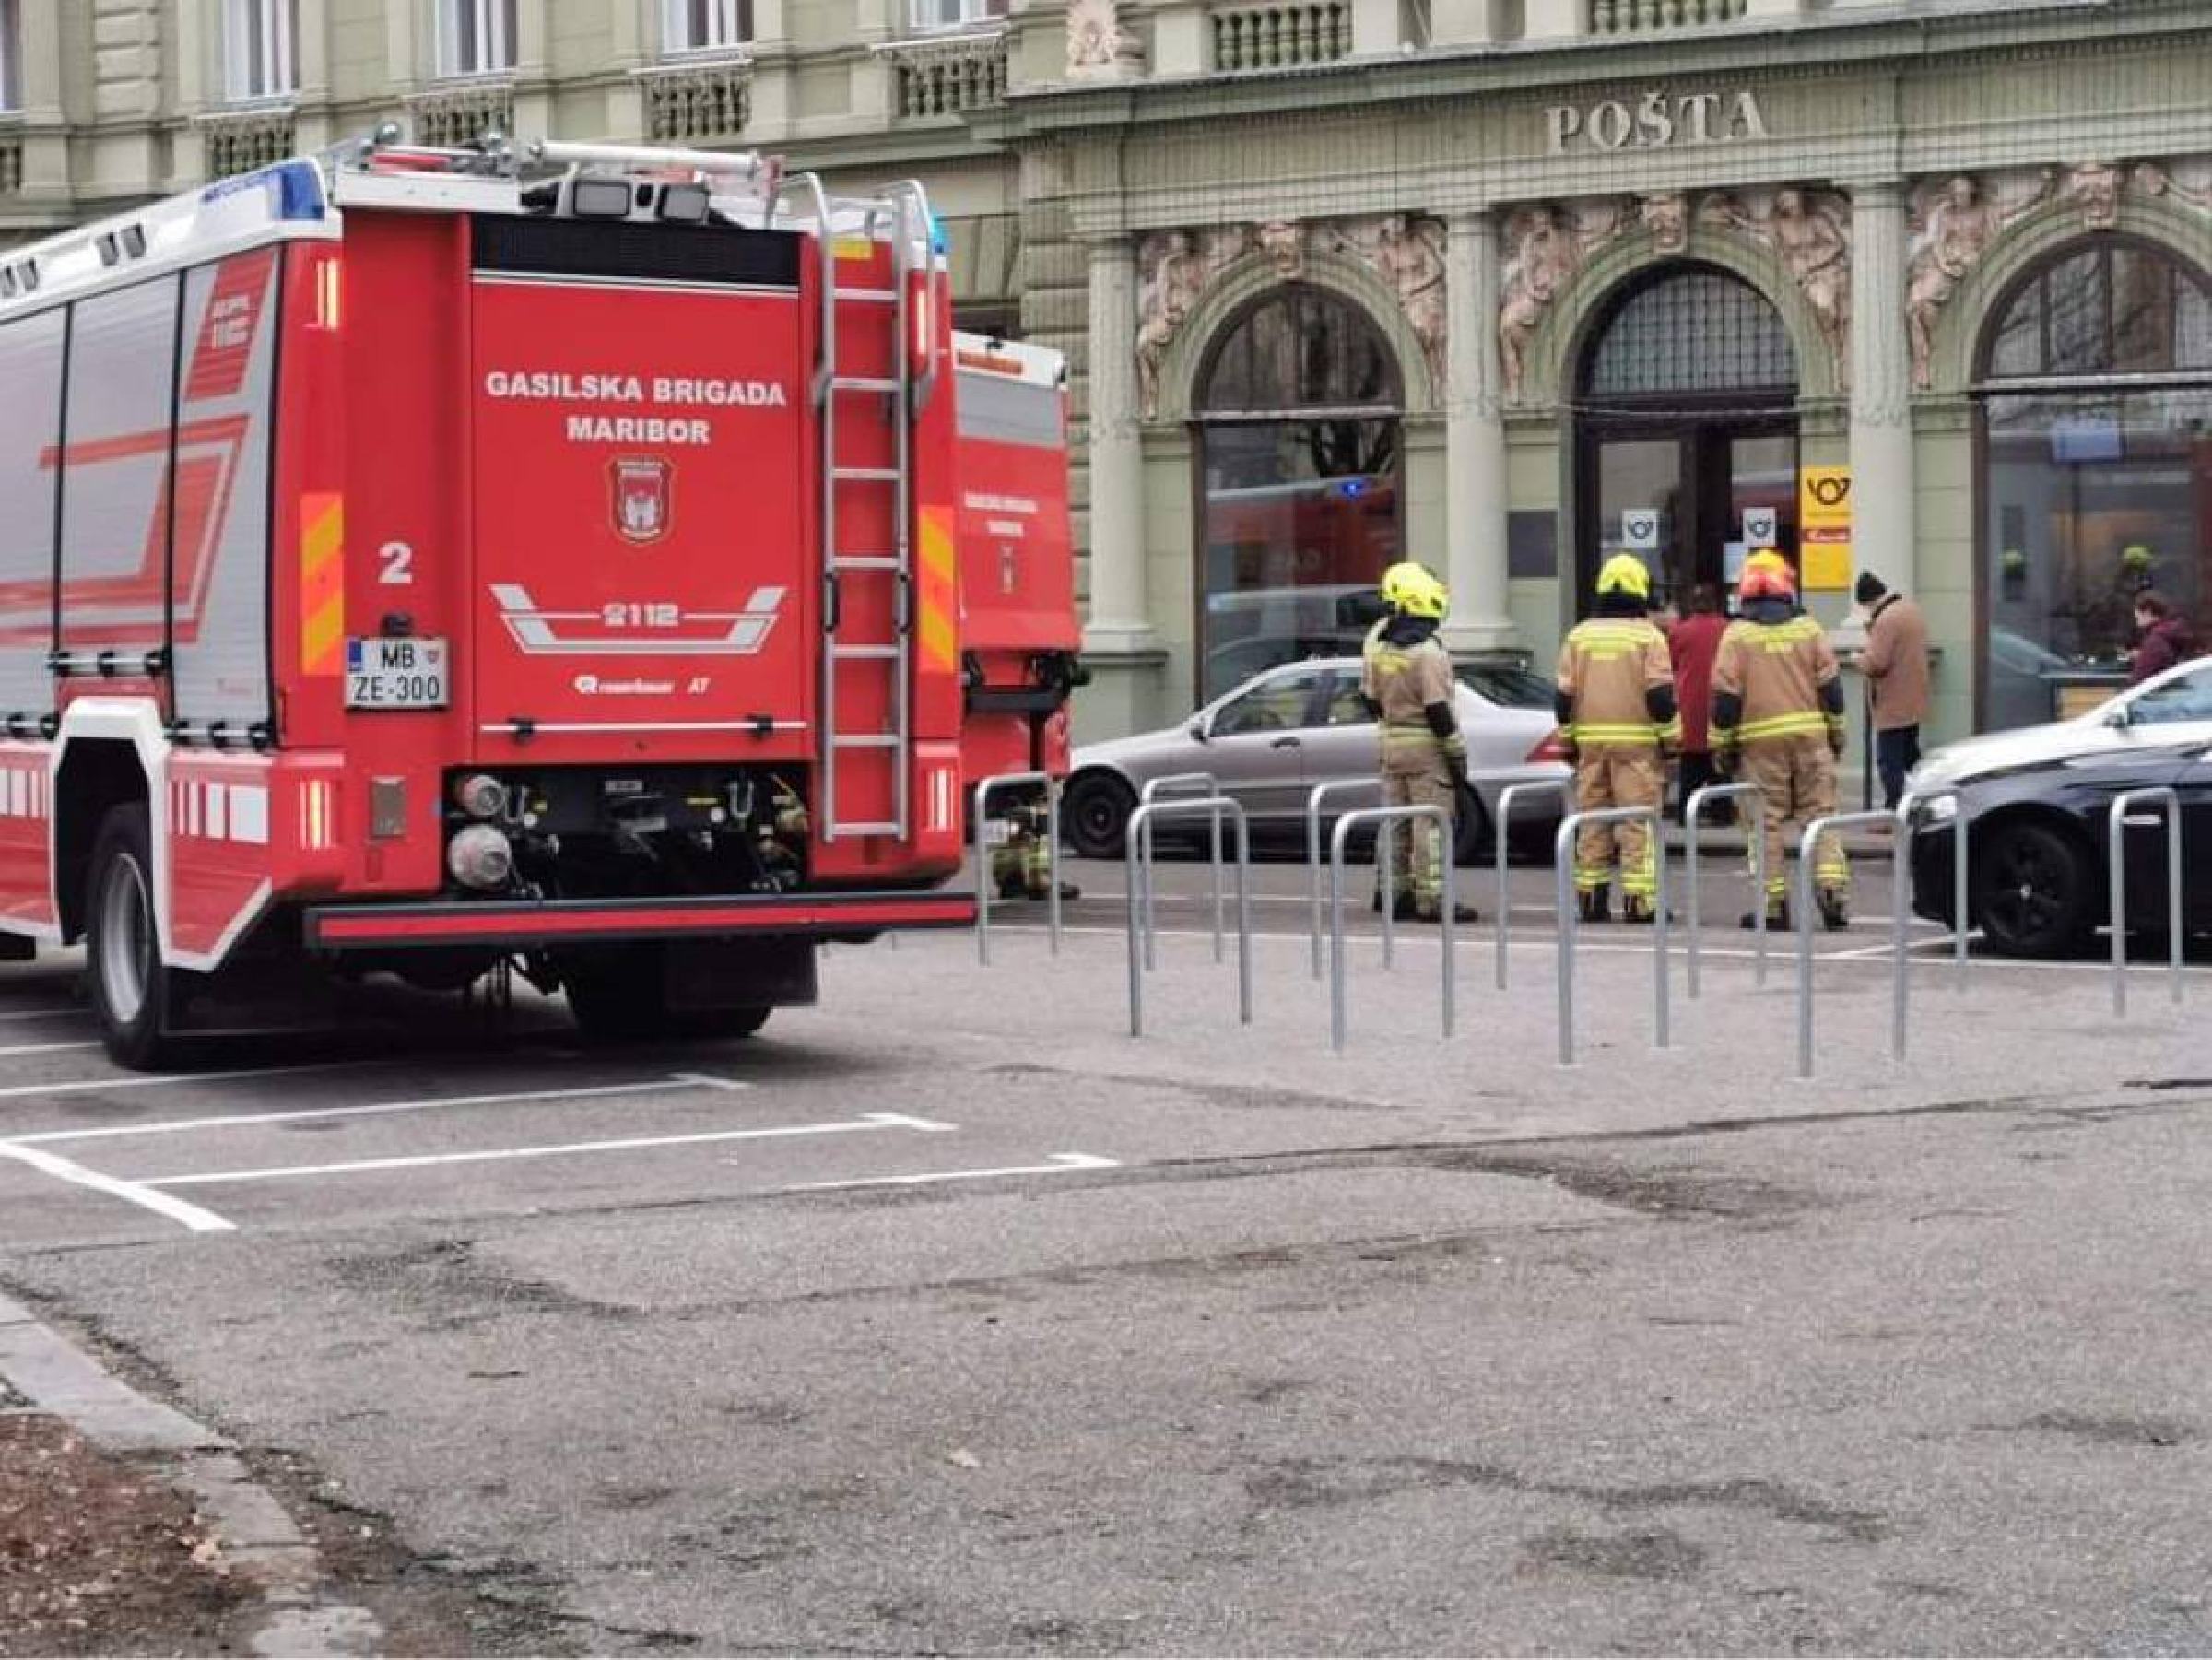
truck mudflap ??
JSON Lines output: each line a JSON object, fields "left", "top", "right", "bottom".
{"left": 304, "top": 889, "right": 977, "bottom": 951}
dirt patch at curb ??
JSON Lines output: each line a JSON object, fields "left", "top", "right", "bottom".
{"left": 0, "top": 1413, "right": 252, "bottom": 1657}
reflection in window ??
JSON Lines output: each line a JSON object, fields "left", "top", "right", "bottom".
{"left": 1979, "top": 238, "right": 2212, "bottom": 730}
{"left": 442, "top": 0, "right": 516, "bottom": 76}
{"left": 224, "top": 0, "right": 297, "bottom": 101}
{"left": 1196, "top": 287, "right": 1404, "bottom": 703}
{"left": 1214, "top": 667, "right": 1324, "bottom": 736}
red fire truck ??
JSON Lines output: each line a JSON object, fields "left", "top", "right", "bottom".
{"left": 0, "top": 135, "right": 1001, "bottom": 1065}
{"left": 950, "top": 334, "right": 1082, "bottom": 790}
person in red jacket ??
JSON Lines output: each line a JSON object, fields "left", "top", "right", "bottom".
{"left": 1668, "top": 583, "right": 1732, "bottom": 825}
{"left": 2128, "top": 590, "right": 2198, "bottom": 684}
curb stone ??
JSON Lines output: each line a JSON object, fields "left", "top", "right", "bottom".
{"left": 0, "top": 1288, "right": 384, "bottom": 1658}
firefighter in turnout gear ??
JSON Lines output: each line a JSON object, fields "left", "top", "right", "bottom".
{"left": 1361, "top": 563, "right": 1478, "bottom": 924}
{"left": 1712, "top": 551, "right": 1851, "bottom": 931}
{"left": 990, "top": 799, "right": 1079, "bottom": 902}
{"left": 1556, "top": 555, "right": 1678, "bottom": 924}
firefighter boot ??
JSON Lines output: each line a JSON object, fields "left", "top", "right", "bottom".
{"left": 1740, "top": 898, "right": 1792, "bottom": 932}
{"left": 1578, "top": 888, "right": 1612, "bottom": 925}
{"left": 1412, "top": 901, "right": 1482, "bottom": 925}
{"left": 1371, "top": 889, "right": 1418, "bottom": 920}
{"left": 1817, "top": 888, "right": 1851, "bottom": 933}
{"left": 1620, "top": 895, "right": 1662, "bottom": 926}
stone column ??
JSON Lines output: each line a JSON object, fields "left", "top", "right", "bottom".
{"left": 1441, "top": 210, "right": 1515, "bottom": 652}
{"left": 1083, "top": 235, "right": 1153, "bottom": 648}
{"left": 1848, "top": 181, "right": 1916, "bottom": 597}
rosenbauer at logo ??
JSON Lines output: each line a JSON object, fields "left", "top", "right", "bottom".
{"left": 611, "top": 456, "right": 672, "bottom": 545}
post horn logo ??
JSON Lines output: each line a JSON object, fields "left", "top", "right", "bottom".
{"left": 1807, "top": 474, "right": 1852, "bottom": 510}
{"left": 610, "top": 456, "right": 673, "bottom": 546}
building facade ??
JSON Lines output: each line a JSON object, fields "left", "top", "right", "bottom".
{"left": 6, "top": 1, "right": 2209, "bottom": 754}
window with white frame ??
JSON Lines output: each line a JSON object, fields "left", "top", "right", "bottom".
{"left": 907, "top": 0, "right": 1007, "bottom": 32}
{"left": 223, "top": 0, "right": 297, "bottom": 102}
{"left": 0, "top": 0, "right": 20, "bottom": 112}
{"left": 665, "top": 0, "right": 752, "bottom": 53}
{"left": 441, "top": 0, "right": 517, "bottom": 77}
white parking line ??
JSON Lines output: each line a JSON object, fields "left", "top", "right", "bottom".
{"left": 784, "top": 1151, "right": 1121, "bottom": 1191}
{"left": 10, "top": 1074, "right": 751, "bottom": 1146}
{"left": 143, "top": 1113, "right": 959, "bottom": 1189}
{"left": 0, "top": 1007, "right": 92, "bottom": 1023}
{"left": 0, "top": 1040, "right": 101, "bottom": 1058}
{"left": 0, "top": 1057, "right": 391, "bottom": 1102}
{"left": 0, "top": 1141, "right": 235, "bottom": 1233}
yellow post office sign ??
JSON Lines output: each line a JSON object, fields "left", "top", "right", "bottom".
{"left": 1798, "top": 465, "right": 1853, "bottom": 591}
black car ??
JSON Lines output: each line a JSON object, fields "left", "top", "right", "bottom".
{"left": 1908, "top": 736, "right": 2212, "bottom": 957}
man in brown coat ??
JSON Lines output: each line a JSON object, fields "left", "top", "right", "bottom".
{"left": 1856, "top": 571, "right": 1930, "bottom": 809}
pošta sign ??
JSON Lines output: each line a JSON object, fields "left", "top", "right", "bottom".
{"left": 1546, "top": 89, "right": 1769, "bottom": 155}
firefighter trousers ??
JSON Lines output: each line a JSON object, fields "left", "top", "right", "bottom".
{"left": 1379, "top": 739, "right": 1454, "bottom": 917}
{"left": 1571, "top": 743, "right": 1664, "bottom": 898}
{"left": 1741, "top": 735, "right": 1847, "bottom": 904}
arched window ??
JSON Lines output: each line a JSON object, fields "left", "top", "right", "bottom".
{"left": 1573, "top": 265, "right": 1799, "bottom": 613}
{"left": 1978, "top": 237, "right": 2212, "bottom": 728}
{"left": 1194, "top": 286, "right": 1404, "bottom": 701}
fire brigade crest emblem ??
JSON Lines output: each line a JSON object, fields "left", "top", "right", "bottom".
{"left": 610, "top": 457, "right": 673, "bottom": 545}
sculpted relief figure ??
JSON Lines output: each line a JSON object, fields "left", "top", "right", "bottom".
{"left": 1067, "top": 0, "right": 1140, "bottom": 75}
{"left": 1498, "top": 202, "right": 1623, "bottom": 399}
{"left": 1364, "top": 215, "right": 1448, "bottom": 386}
{"left": 1640, "top": 193, "right": 1689, "bottom": 255}
{"left": 1766, "top": 188, "right": 1852, "bottom": 367}
{"left": 2066, "top": 161, "right": 2124, "bottom": 230}
{"left": 1135, "top": 231, "right": 1205, "bottom": 419}
{"left": 1257, "top": 219, "right": 1305, "bottom": 278}
{"left": 1906, "top": 171, "right": 2053, "bottom": 388}
{"left": 2133, "top": 160, "right": 2212, "bottom": 211}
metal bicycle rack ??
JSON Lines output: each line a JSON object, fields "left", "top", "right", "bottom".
{"left": 1326, "top": 805, "right": 1456, "bottom": 1054}
{"left": 971, "top": 771, "right": 1062, "bottom": 966}
{"left": 1495, "top": 778, "right": 1572, "bottom": 991}
{"left": 1125, "top": 796, "right": 1253, "bottom": 1039}
{"left": 1551, "top": 805, "right": 1669, "bottom": 1066}
{"left": 2108, "top": 786, "right": 2185, "bottom": 1018}
{"left": 1136, "top": 772, "right": 1226, "bottom": 970}
{"left": 1682, "top": 782, "right": 1768, "bottom": 997}
{"left": 1305, "top": 778, "right": 1379, "bottom": 980}
{"left": 1792, "top": 808, "right": 1902, "bottom": 1079}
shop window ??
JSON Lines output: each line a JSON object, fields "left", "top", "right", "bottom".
{"left": 1977, "top": 237, "right": 2212, "bottom": 729}
{"left": 1194, "top": 286, "right": 1403, "bottom": 703}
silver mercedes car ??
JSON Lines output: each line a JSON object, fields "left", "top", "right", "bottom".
{"left": 1064, "top": 654, "right": 1571, "bottom": 864}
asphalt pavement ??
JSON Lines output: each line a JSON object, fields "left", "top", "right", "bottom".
{"left": 0, "top": 874, "right": 2207, "bottom": 1654}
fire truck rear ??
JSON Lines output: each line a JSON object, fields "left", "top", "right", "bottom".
{"left": 951, "top": 334, "right": 1082, "bottom": 790}
{"left": 0, "top": 136, "right": 977, "bottom": 1066}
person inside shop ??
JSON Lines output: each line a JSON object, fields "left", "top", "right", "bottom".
{"left": 2128, "top": 590, "right": 2199, "bottom": 685}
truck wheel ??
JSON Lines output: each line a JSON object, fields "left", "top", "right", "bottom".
{"left": 565, "top": 949, "right": 771, "bottom": 1043}
{"left": 86, "top": 803, "right": 181, "bottom": 1070}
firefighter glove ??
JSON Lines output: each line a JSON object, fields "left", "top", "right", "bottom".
{"left": 1714, "top": 746, "right": 1738, "bottom": 780}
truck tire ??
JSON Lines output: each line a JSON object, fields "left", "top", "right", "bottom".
{"left": 86, "top": 803, "right": 182, "bottom": 1071}
{"left": 565, "top": 948, "right": 771, "bottom": 1042}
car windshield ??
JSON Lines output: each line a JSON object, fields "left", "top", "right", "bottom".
{"left": 2124, "top": 661, "right": 2212, "bottom": 725}
{"left": 1457, "top": 665, "right": 1555, "bottom": 709}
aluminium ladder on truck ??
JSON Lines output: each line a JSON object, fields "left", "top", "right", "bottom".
{"left": 771, "top": 174, "right": 941, "bottom": 842}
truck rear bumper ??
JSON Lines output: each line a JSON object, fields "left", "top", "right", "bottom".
{"left": 304, "top": 889, "right": 977, "bottom": 951}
